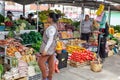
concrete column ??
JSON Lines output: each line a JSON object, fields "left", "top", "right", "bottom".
{"left": 0, "top": 0, "right": 5, "bottom": 16}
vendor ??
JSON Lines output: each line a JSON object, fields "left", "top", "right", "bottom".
{"left": 38, "top": 12, "right": 61, "bottom": 80}
{"left": 98, "top": 23, "right": 109, "bottom": 63}
{"left": 81, "top": 15, "right": 92, "bottom": 42}
{"left": 20, "top": 15, "right": 25, "bottom": 20}
{"left": 6, "top": 11, "right": 13, "bottom": 21}
{"left": 26, "top": 13, "right": 35, "bottom": 25}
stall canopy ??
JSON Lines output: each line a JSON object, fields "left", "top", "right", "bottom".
{"left": 5, "top": 0, "right": 35, "bottom": 5}
{"left": 5, "top": 0, "right": 120, "bottom": 11}
{"left": 106, "top": 0, "right": 120, "bottom": 4}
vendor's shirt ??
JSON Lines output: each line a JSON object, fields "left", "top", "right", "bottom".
{"left": 81, "top": 20, "right": 92, "bottom": 33}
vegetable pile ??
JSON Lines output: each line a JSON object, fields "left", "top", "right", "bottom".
{"left": 15, "top": 19, "right": 36, "bottom": 30}
{"left": 21, "top": 31, "right": 42, "bottom": 52}
{"left": 69, "top": 50, "right": 96, "bottom": 63}
{"left": 21, "top": 31, "right": 42, "bottom": 44}
{"left": 0, "top": 14, "right": 5, "bottom": 26}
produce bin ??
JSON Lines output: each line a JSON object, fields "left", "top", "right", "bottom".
{"left": 0, "top": 26, "right": 5, "bottom": 31}
{"left": 56, "top": 51, "right": 68, "bottom": 69}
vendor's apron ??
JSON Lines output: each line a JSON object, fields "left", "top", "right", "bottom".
{"left": 40, "top": 24, "right": 58, "bottom": 55}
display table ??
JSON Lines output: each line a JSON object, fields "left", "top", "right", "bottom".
{"left": 0, "top": 30, "right": 37, "bottom": 40}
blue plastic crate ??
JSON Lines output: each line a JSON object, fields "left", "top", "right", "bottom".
{"left": 0, "top": 26, "right": 5, "bottom": 31}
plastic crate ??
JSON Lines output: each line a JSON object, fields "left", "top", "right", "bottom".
{"left": 56, "top": 52, "right": 68, "bottom": 69}
{"left": 0, "top": 26, "right": 5, "bottom": 31}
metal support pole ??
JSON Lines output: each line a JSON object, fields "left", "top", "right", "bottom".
{"left": 80, "top": 3, "right": 84, "bottom": 37}
{"left": 108, "top": 6, "right": 111, "bottom": 25}
{"left": 63, "top": 5, "right": 64, "bottom": 13}
{"left": 3, "top": 0, "right": 5, "bottom": 16}
{"left": 36, "top": 1, "right": 39, "bottom": 31}
{"left": 23, "top": 4, "right": 25, "bottom": 16}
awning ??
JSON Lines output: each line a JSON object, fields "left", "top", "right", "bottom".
{"left": 5, "top": 0, "right": 120, "bottom": 11}
{"left": 5, "top": 0, "right": 36, "bottom": 5}
{"left": 106, "top": 0, "right": 120, "bottom": 4}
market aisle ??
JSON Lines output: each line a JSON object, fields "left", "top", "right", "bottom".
{"left": 53, "top": 55, "right": 120, "bottom": 80}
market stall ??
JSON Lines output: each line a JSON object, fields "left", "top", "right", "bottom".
{"left": 0, "top": 0, "right": 120, "bottom": 80}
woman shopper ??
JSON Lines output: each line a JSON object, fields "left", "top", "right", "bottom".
{"left": 38, "top": 12, "right": 60, "bottom": 80}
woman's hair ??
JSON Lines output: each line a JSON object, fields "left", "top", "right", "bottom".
{"left": 48, "top": 12, "right": 61, "bottom": 23}
{"left": 28, "top": 13, "right": 34, "bottom": 17}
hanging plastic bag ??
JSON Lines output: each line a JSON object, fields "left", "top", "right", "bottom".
{"left": 96, "top": 12, "right": 104, "bottom": 22}
{"left": 96, "top": 4, "right": 105, "bottom": 16}
{"left": 99, "top": 13, "right": 107, "bottom": 29}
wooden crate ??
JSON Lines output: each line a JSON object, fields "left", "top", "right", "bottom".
{"left": 13, "top": 77, "right": 27, "bottom": 80}
{"left": 69, "top": 60, "right": 88, "bottom": 67}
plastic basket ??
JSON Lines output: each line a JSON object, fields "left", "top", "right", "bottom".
{"left": 0, "top": 26, "right": 5, "bottom": 31}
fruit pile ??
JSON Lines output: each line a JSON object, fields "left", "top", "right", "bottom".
{"left": 59, "top": 31, "right": 73, "bottom": 39}
{"left": 0, "top": 38, "right": 34, "bottom": 57}
{"left": 56, "top": 41, "right": 64, "bottom": 51}
{"left": 66, "top": 45, "right": 85, "bottom": 53}
{"left": 39, "top": 9, "right": 64, "bottom": 23}
{"left": 69, "top": 50, "right": 96, "bottom": 63}
{"left": 5, "top": 39, "right": 34, "bottom": 57}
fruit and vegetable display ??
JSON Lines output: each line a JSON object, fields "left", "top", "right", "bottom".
{"left": 15, "top": 19, "right": 36, "bottom": 30}
{"left": 59, "top": 31, "right": 73, "bottom": 39}
{"left": 0, "top": 38, "right": 41, "bottom": 80}
{"left": 114, "top": 25, "right": 120, "bottom": 33}
{"left": 59, "top": 18, "right": 73, "bottom": 24}
{"left": 4, "top": 17, "right": 14, "bottom": 27}
{"left": 69, "top": 49, "right": 96, "bottom": 63}
{"left": 93, "top": 20, "right": 100, "bottom": 31}
{"left": 0, "top": 38, "right": 33, "bottom": 57}
{"left": 0, "top": 14, "right": 5, "bottom": 25}
{"left": 66, "top": 45, "right": 85, "bottom": 54}
{"left": 20, "top": 31, "right": 42, "bottom": 52}
{"left": 113, "top": 33, "right": 120, "bottom": 39}
{"left": 72, "top": 21, "right": 80, "bottom": 31}
{"left": 67, "top": 39, "right": 86, "bottom": 46}
{"left": 56, "top": 41, "right": 65, "bottom": 51}
{"left": 20, "top": 31, "right": 42, "bottom": 44}
{"left": 109, "top": 27, "right": 114, "bottom": 35}
{"left": 7, "top": 30, "right": 15, "bottom": 38}
{"left": 0, "top": 64, "right": 3, "bottom": 80}
{"left": 38, "top": 9, "right": 64, "bottom": 23}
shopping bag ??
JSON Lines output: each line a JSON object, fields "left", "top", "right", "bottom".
{"left": 96, "top": 12, "right": 104, "bottom": 22}
{"left": 99, "top": 13, "right": 107, "bottom": 29}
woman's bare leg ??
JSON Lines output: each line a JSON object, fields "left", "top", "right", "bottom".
{"left": 38, "top": 55, "right": 49, "bottom": 79}
{"left": 48, "top": 55, "right": 54, "bottom": 80}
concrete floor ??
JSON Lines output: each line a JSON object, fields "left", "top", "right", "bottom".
{"left": 53, "top": 55, "right": 120, "bottom": 80}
